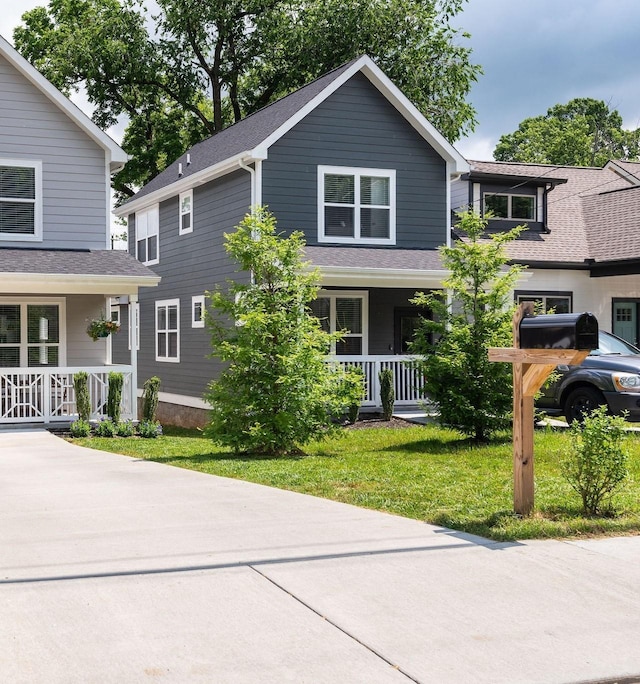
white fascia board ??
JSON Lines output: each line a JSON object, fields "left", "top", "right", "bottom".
{"left": 311, "top": 265, "right": 450, "bottom": 289}
{"left": 0, "top": 35, "right": 127, "bottom": 170}
{"left": 603, "top": 160, "right": 640, "bottom": 186}
{"left": 254, "top": 55, "right": 469, "bottom": 176}
{"left": 0, "top": 272, "right": 160, "bottom": 295}
{"left": 113, "top": 151, "right": 263, "bottom": 217}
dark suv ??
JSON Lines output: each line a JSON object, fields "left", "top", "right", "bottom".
{"left": 537, "top": 331, "right": 640, "bottom": 423}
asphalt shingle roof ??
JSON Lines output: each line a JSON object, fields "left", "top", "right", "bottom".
{"left": 0, "top": 248, "right": 158, "bottom": 278}
{"left": 305, "top": 246, "right": 444, "bottom": 271}
{"left": 467, "top": 160, "right": 639, "bottom": 265}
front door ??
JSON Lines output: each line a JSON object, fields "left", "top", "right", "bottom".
{"left": 613, "top": 300, "right": 639, "bottom": 346}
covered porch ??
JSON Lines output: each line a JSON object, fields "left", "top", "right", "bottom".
{"left": 0, "top": 249, "right": 159, "bottom": 425}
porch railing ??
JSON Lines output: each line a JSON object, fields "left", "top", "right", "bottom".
{"left": 0, "top": 366, "right": 133, "bottom": 424}
{"left": 328, "top": 355, "right": 425, "bottom": 408}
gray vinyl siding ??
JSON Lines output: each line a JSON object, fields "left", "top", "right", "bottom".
{"left": 0, "top": 55, "right": 108, "bottom": 249}
{"left": 65, "top": 295, "right": 109, "bottom": 365}
{"left": 262, "top": 72, "right": 447, "bottom": 249}
{"left": 125, "top": 169, "right": 251, "bottom": 399}
{"left": 368, "top": 288, "right": 425, "bottom": 355}
{"left": 451, "top": 178, "right": 471, "bottom": 214}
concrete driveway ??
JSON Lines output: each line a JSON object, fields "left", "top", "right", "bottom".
{"left": 1, "top": 429, "right": 640, "bottom": 683}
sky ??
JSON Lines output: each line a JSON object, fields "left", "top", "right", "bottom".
{"left": 2, "top": 0, "right": 640, "bottom": 162}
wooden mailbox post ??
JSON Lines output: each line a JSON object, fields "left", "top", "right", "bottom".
{"left": 488, "top": 303, "right": 592, "bottom": 515}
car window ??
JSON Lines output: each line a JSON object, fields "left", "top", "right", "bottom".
{"left": 592, "top": 332, "right": 640, "bottom": 355}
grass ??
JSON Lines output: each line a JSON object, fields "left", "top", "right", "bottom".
{"left": 72, "top": 424, "right": 640, "bottom": 542}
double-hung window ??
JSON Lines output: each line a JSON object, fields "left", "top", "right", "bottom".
{"left": 0, "top": 160, "right": 42, "bottom": 242}
{"left": 515, "top": 292, "right": 572, "bottom": 314}
{"left": 318, "top": 166, "right": 395, "bottom": 244}
{"left": 0, "top": 299, "right": 64, "bottom": 367}
{"left": 135, "top": 205, "right": 159, "bottom": 265}
{"left": 309, "top": 291, "right": 368, "bottom": 355}
{"left": 179, "top": 190, "right": 193, "bottom": 235}
{"left": 484, "top": 193, "right": 535, "bottom": 220}
{"left": 155, "top": 299, "right": 179, "bottom": 362}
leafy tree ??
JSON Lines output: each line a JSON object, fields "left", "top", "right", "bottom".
{"left": 410, "top": 210, "right": 524, "bottom": 442}
{"left": 204, "top": 208, "right": 360, "bottom": 455}
{"left": 494, "top": 98, "right": 640, "bottom": 167}
{"left": 14, "top": 0, "right": 480, "bottom": 200}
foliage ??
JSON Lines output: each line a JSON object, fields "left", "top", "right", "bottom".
{"left": 14, "top": 0, "right": 480, "bottom": 199}
{"left": 142, "top": 376, "right": 161, "bottom": 423}
{"left": 86, "top": 313, "right": 119, "bottom": 341}
{"left": 410, "top": 210, "right": 525, "bottom": 442}
{"left": 116, "top": 419, "right": 136, "bottom": 437}
{"left": 561, "top": 406, "right": 629, "bottom": 515}
{"left": 77, "top": 424, "right": 640, "bottom": 542}
{"left": 69, "top": 418, "right": 91, "bottom": 438}
{"left": 107, "top": 372, "right": 124, "bottom": 424}
{"left": 379, "top": 368, "right": 395, "bottom": 421}
{"left": 205, "top": 208, "right": 360, "bottom": 455}
{"left": 494, "top": 98, "right": 640, "bottom": 167}
{"left": 73, "top": 371, "right": 91, "bottom": 422}
{"left": 345, "top": 367, "right": 365, "bottom": 424}
{"left": 94, "top": 418, "right": 117, "bottom": 437}
{"left": 137, "top": 420, "right": 163, "bottom": 438}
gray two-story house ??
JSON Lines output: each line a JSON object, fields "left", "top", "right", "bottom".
{"left": 0, "top": 34, "right": 159, "bottom": 426}
{"left": 114, "top": 56, "right": 469, "bottom": 426}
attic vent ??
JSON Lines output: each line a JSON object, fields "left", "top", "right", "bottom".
{"left": 186, "top": 154, "right": 191, "bottom": 166}
{"left": 178, "top": 163, "right": 183, "bottom": 177}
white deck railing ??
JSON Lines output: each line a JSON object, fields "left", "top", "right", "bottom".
{"left": 0, "top": 366, "right": 133, "bottom": 424}
{"left": 328, "top": 355, "right": 425, "bottom": 408}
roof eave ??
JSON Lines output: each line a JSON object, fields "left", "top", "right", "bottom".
{"left": 0, "top": 272, "right": 160, "bottom": 295}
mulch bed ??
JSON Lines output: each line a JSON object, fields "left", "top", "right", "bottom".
{"left": 345, "top": 413, "right": 417, "bottom": 430}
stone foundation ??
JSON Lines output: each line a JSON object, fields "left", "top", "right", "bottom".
{"left": 140, "top": 398, "right": 209, "bottom": 429}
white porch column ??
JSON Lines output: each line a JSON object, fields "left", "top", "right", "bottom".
{"left": 129, "top": 293, "right": 139, "bottom": 421}
{"left": 105, "top": 295, "right": 112, "bottom": 364}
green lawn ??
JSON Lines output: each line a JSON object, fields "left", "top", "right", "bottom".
{"left": 73, "top": 424, "right": 640, "bottom": 541}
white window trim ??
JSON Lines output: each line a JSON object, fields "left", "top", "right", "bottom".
{"left": 179, "top": 190, "right": 193, "bottom": 235}
{"left": 0, "top": 296, "right": 66, "bottom": 366}
{"left": 483, "top": 192, "right": 536, "bottom": 221}
{"left": 135, "top": 204, "right": 159, "bottom": 266}
{"left": 315, "top": 289, "right": 369, "bottom": 355}
{"left": 191, "top": 294, "right": 205, "bottom": 328}
{"left": 0, "top": 159, "right": 43, "bottom": 243}
{"left": 155, "top": 298, "right": 180, "bottom": 363}
{"left": 516, "top": 292, "right": 572, "bottom": 313}
{"left": 317, "top": 165, "right": 396, "bottom": 245}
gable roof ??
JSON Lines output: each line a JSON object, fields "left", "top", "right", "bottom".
{"left": 0, "top": 34, "right": 127, "bottom": 172}
{"left": 116, "top": 55, "right": 468, "bottom": 215}
{"left": 464, "top": 160, "right": 640, "bottom": 266}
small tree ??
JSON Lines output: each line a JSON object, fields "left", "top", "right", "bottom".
{"left": 205, "top": 208, "right": 360, "bottom": 455}
{"left": 73, "top": 371, "right": 91, "bottom": 423}
{"left": 410, "top": 210, "right": 525, "bottom": 442}
{"left": 142, "top": 376, "right": 161, "bottom": 422}
{"left": 379, "top": 368, "right": 394, "bottom": 421}
{"left": 561, "top": 406, "right": 628, "bottom": 515}
{"left": 106, "top": 372, "right": 123, "bottom": 424}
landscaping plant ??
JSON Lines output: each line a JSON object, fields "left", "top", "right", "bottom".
{"left": 410, "top": 210, "right": 525, "bottom": 441}
{"left": 205, "top": 207, "right": 360, "bottom": 455}
{"left": 116, "top": 420, "right": 135, "bottom": 437}
{"left": 142, "top": 376, "right": 160, "bottom": 422}
{"left": 137, "top": 420, "right": 163, "bottom": 438}
{"left": 561, "top": 405, "right": 629, "bottom": 515}
{"left": 107, "top": 371, "right": 123, "bottom": 424}
{"left": 379, "top": 368, "right": 394, "bottom": 421}
{"left": 94, "top": 418, "right": 116, "bottom": 437}
{"left": 73, "top": 371, "right": 91, "bottom": 422}
{"left": 69, "top": 419, "right": 91, "bottom": 438}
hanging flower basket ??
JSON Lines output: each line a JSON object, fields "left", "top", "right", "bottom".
{"left": 87, "top": 316, "right": 120, "bottom": 341}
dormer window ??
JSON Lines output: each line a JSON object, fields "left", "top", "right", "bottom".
{"left": 484, "top": 193, "right": 535, "bottom": 220}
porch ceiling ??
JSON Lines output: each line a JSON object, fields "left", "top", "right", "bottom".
{"left": 0, "top": 248, "right": 160, "bottom": 294}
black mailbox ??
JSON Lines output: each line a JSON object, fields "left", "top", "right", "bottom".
{"left": 519, "top": 312, "right": 599, "bottom": 350}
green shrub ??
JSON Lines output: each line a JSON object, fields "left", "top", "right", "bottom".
{"left": 116, "top": 420, "right": 135, "bottom": 437}
{"left": 138, "top": 420, "right": 163, "bottom": 438}
{"left": 379, "top": 368, "right": 394, "bottom": 421}
{"left": 94, "top": 418, "right": 116, "bottom": 437}
{"left": 142, "top": 376, "right": 161, "bottom": 423}
{"left": 69, "top": 419, "right": 91, "bottom": 438}
{"left": 561, "top": 405, "right": 629, "bottom": 515}
{"left": 73, "top": 371, "right": 91, "bottom": 422}
{"left": 107, "top": 372, "right": 124, "bottom": 424}
{"left": 343, "top": 366, "right": 364, "bottom": 424}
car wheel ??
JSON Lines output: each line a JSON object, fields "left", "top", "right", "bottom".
{"left": 564, "top": 386, "right": 606, "bottom": 424}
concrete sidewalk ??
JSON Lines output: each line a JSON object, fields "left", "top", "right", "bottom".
{"left": 1, "top": 429, "right": 640, "bottom": 683}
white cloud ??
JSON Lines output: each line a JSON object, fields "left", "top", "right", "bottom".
{"left": 455, "top": 136, "right": 495, "bottom": 162}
